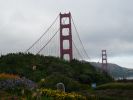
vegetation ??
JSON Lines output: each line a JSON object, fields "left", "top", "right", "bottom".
{"left": 0, "top": 73, "right": 20, "bottom": 80}
{"left": 0, "top": 53, "right": 115, "bottom": 99}
{"left": 95, "top": 83, "right": 133, "bottom": 100}
{"left": 0, "top": 53, "right": 112, "bottom": 89}
{"left": 96, "top": 82, "right": 133, "bottom": 90}
{"left": 36, "top": 88, "right": 86, "bottom": 100}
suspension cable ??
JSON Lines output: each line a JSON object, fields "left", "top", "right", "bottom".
{"left": 36, "top": 16, "right": 69, "bottom": 55}
{"left": 97, "top": 54, "right": 102, "bottom": 63}
{"left": 71, "top": 16, "right": 90, "bottom": 60}
{"left": 25, "top": 15, "right": 59, "bottom": 53}
{"left": 37, "top": 17, "right": 69, "bottom": 55}
{"left": 36, "top": 29, "right": 59, "bottom": 54}
{"left": 72, "top": 40, "right": 84, "bottom": 60}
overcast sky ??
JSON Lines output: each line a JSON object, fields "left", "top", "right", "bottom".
{"left": 0, "top": 0, "right": 133, "bottom": 68}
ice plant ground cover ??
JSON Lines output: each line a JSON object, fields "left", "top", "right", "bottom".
{"left": 0, "top": 73, "right": 20, "bottom": 80}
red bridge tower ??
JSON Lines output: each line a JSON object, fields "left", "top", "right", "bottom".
{"left": 102, "top": 50, "right": 108, "bottom": 72}
{"left": 60, "top": 12, "right": 73, "bottom": 61}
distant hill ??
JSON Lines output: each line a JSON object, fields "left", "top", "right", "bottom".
{"left": 90, "top": 62, "right": 133, "bottom": 79}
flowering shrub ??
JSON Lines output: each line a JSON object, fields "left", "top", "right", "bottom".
{"left": 36, "top": 88, "right": 87, "bottom": 100}
{"left": 0, "top": 74, "right": 37, "bottom": 91}
{"left": 0, "top": 73, "right": 20, "bottom": 80}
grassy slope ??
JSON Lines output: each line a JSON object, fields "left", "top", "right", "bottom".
{"left": 95, "top": 82, "right": 133, "bottom": 100}
{"left": 96, "top": 82, "right": 133, "bottom": 90}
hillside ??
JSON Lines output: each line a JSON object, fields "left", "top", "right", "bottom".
{"left": 0, "top": 53, "right": 112, "bottom": 92}
{"left": 1, "top": 53, "right": 133, "bottom": 99}
{"left": 90, "top": 62, "right": 133, "bottom": 79}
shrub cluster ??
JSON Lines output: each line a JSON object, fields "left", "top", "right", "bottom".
{"left": 36, "top": 88, "right": 87, "bottom": 100}
{"left": 0, "top": 74, "right": 37, "bottom": 91}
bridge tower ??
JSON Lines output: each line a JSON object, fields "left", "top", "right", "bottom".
{"left": 102, "top": 50, "right": 108, "bottom": 72}
{"left": 60, "top": 12, "right": 73, "bottom": 61}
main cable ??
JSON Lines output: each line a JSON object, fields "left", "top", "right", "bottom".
{"left": 36, "top": 29, "right": 59, "bottom": 54}
{"left": 25, "top": 15, "right": 59, "bottom": 53}
{"left": 72, "top": 40, "right": 84, "bottom": 60}
{"left": 36, "top": 16, "right": 68, "bottom": 55}
{"left": 71, "top": 16, "right": 90, "bottom": 60}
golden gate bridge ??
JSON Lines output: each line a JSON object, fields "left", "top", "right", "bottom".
{"left": 25, "top": 12, "right": 107, "bottom": 72}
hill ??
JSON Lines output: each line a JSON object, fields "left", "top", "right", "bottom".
{"left": 90, "top": 62, "right": 133, "bottom": 79}
{"left": 0, "top": 53, "right": 112, "bottom": 92}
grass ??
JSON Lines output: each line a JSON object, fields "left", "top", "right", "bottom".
{"left": 94, "top": 82, "right": 133, "bottom": 100}
{"left": 96, "top": 82, "right": 133, "bottom": 90}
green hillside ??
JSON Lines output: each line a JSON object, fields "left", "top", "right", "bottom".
{"left": 1, "top": 53, "right": 133, "bottom": 100}
{"left": 0, "top": 53, "right": 112, "bottom": 92}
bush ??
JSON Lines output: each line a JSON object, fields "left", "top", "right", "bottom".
{"left": 37, "top": 88, "right": 87, "bottom": 100}
{"left": 42, "top": 74, "right": 88, "bottom": 92}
